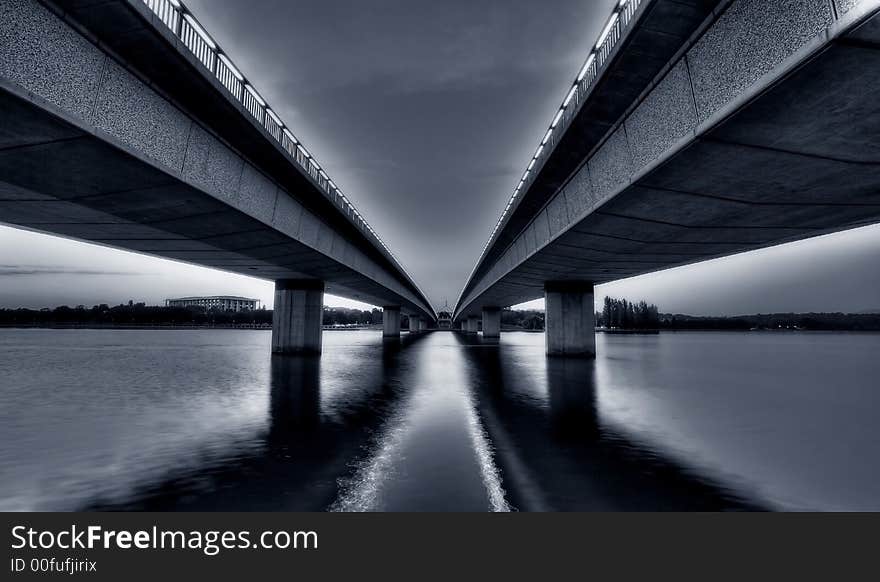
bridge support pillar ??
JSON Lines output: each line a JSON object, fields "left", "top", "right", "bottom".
{"left": 383, "top": 306, "right": 401, "bottom": 337}
{"left": 466, "top": 316, "right": 480, "bottom": 334}
{"left": 418, "top": 319, "right": 427, "bottom": 332}
{"left": 482, "top": 307, "right": 501, "bottom": 339}
{"left": 545, "top": 281, "right": 595, "bottom": 358}
{"left": 272, "top": 280, "right": 324, "bottom": 355}
{"left": 409, "top": 316, "right": 420, "bottom": 333}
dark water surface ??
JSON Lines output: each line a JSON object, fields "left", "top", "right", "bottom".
{"left": 0, "top": 329, "right": 877, "bottom": 511}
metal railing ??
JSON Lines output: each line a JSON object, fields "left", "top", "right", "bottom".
{"left": 140, "top": 0, "right": 410, "bottom": 281}
{"left": 457, "top": 0, "right": 644, "bottom": 312}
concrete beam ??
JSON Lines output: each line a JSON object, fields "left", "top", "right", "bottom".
{"left": 545, "top": 281, "right": 595, "bottom": 358}
{"left": 482, "top": 307, "right": 501, "bottom": 339}
{"left": 0, "top": 0, "right": 436, "bottom": 323}
{"left": 272, "top": 279, "right": 324, "bottom": 355}
{"left": 455, "top": 1, "right": 880, "bottom": 319}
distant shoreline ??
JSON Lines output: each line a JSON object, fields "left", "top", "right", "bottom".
{"left": 0, "top": 323, "right": 381, "bottom": 331}
{"left": 2, "top": 324, "right": 878, "bottom": 334}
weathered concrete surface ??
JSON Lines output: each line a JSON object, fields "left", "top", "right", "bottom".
{"left": 383, "top": 306, "right": 401, "bottom": 338}
{"left": 481, "top": 307, "right": 501, "bottom": 339}
{"left": 0, "top": 0, "right": 435, "bottom": 321}
{"left": 456, "top": 0, "right": 880, "bottom": 318}
{"left": 545, "top": 282, "right": 595, "bottom": 358}
{"left": 459, "top": 0, "right": 723, "bottom": 313}
{"left": 272, "top": 280, "right": 324, "bottom": 354}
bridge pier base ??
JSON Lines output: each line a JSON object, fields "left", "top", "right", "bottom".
{"left": 467, "top": 316, "right": 480, "bottom": 334}
{"left": 545, "top": 281, "right": 595, "bottom": 358}
{"left": 482, "top": 307, "right": 501, "bottom": 339}
{"left": 383, "top": 306, "right": 401, "bottom": 337}
{"left": 409, "top": 316, "right": 420, "bottom": 333}
{"left": 272, "top": 280, "right": 324, "bottom": 355}
{"left": 418, "top": 319, "right": 427, "bottom": 332}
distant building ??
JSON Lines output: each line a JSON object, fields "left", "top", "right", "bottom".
{"left": 165, "top": 296, "right": 259, "bottom": 312}
{"left": 437, "top": 301, "right": 452, "bottom": 329}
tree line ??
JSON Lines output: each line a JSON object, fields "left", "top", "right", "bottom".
{"left": 500, "top": 309, "right": 545, "bottom": 330}
{"left": 598, "top": 297, "right": 660, "bottom": 329}
{"left": 659, "top": 312, "right": 880, "bottom": 331}
{"left": 0, "top": 302, "right": 387, "bottom": 327}
{"left": 3, "top": 302, "right": 878, "bottom": 332}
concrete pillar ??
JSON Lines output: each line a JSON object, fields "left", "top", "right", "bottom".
{"left": 466, "top": 315, "right": 480, "bottom": 334}
{"left": 418, "top": 319, "right": 427, "bottom": 332}
{"left": 409, "top": 316, "right": 420, "bottom": 333}
{"left": 272, "top": 279, "right": 324, "bottom": 355}
{"left": 482, "top": 307, "right": 501, "bottom": 339}
{"left": 545, "top": 281, "right": 595, "bottom": 358}
{"left": 383, "top": 306, "right": 401, "bottom": 337}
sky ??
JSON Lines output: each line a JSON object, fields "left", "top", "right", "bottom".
{"left": 1, "top": 0, "right": 878, "bottom": 315}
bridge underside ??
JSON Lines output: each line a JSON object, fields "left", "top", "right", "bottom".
{"left": 0, "top": 0, "right": 434, "bottom": 322}
{"left": 457, "top": 2, "right": 880, "bottom": 318}
{"left": 0, "top": 85, "right": 425, "bottom": 315}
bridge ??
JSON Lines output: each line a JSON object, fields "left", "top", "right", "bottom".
{"left": 0, "top": 0, "right": 436, "bottom": 353}
{"left": 455, "top": 0, "right": 880, "bottom": 356}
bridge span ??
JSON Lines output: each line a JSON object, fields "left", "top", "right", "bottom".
{"left": 0, "top": 0, "right": 436, "bottom": 353}
{"left": 455, "top": 0, "right": 880, "bottom": 356}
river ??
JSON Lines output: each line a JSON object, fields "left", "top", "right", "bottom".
{"left": 0, "top": 329, "right": 877, "bottom": 511}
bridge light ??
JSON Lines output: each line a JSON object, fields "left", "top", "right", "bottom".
{"left": 297, "top": 144, "right": 310, "bottom": 158}
{"left": 168, "top": 0, "right": 181, "bottom": 7}
{"left": 541, "top": 128, "right": 553, "bottom": 146}
{"left": 527, "top": 159, "right": 536, "bottom": 171}
{"left": 183, "top": 14, "right": 216, "bottom": 50}
{"left": 563, "top": 85, "right": 577, "bottom": 108}
{"left": 576, "top": 53, "right": 596, "bottom": 82}
{"left": 319, "top": 170, "right": 329, "bottom": 180}
{"left": 596, "top": 13, "right": 619, "bottom": 49}
{"left": 282, "top": 128, "right": 298, "bottom": 145}
{"left": 244, "top": 84, "right": 266, "bottom": 107}
{"left": 551, "top": 109, "right": 564, "bottom": 128}
{"left": 309, "top": 157, "right": 320, "bottom": 169}
{"left": 535, "top": 144, "right": 544, "bottom": 159}
{"left": 217, "top": 53, "right": 243, "bottom": 80}
{"left": 328, "top": 180, "right": 337, "bottom": 190}
{"left": 522, "top": 170, "right": 530, "bottom": 182}
{"left": 266, "top": 108, "right": 283, "bottom": 126}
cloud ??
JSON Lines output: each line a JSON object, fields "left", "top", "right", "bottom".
{"left": 0, "top": 265, "right": 149, "bottom": 277}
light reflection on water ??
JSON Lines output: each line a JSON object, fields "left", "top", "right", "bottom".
{"left": 0, "top": 328, "right": 878, "bottom": 511}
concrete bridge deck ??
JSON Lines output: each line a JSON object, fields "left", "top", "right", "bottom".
{"left": 0, "top": 0, "right": 436, "bottom": 351}
{"left": 454, "top": 0, "right": 880, "bottom": 355}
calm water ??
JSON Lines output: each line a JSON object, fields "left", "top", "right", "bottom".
{"left": 0, "top": 329, "right": 878, "bottom": 511}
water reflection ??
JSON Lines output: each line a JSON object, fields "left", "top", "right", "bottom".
{"left": 455, "top": 332, "right": 765, "bottom": 511}
{"left": 331, "top": 332, "right": 506, "bottom": 512}
{"left": 87, "top": 332, "right": 430, "bottom": 511}
{"left": 268, "top": 355, "right": 321, "bottom": 437}
{"left": 3, "top": 328, "right": 877, "bottom": 511}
